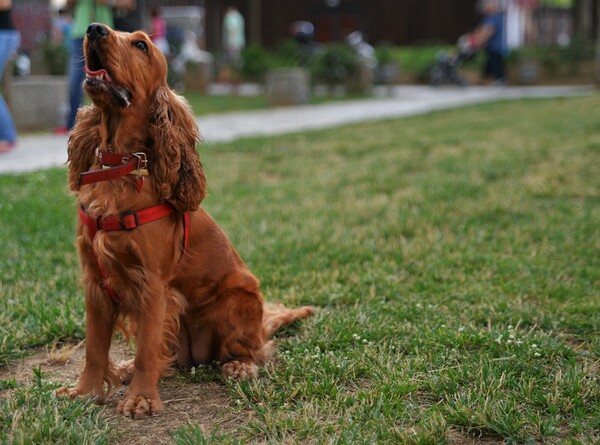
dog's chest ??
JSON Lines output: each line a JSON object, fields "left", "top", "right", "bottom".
{"left": 79, "top": 180, "right": 154, "bottom": 216}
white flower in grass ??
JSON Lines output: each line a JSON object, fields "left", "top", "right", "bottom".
{"left": 495, "top": 335, "right": 503, "bottom": 344}
{"left": 534, "top": 352, "right": 542, "bottom": 358}
{"left": 531, "top": 344, "right": 538, "bottom": 349}
{"left": 457, "top": 326, "right": 466, "bottom": 333}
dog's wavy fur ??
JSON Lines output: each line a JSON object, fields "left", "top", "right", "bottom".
{"left": 58, "top": 24, "right": 313, "bottom": 418}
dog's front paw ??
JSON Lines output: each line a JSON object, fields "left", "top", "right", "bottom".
{"left": 222, "top": 360, "right": 258, "bottom": 379}
{"left": 117, "top": 394, "right": 163, "bottom": 419}
{"left": 56, "top": 386, "right": 106, "bottom": 404}
{"left": 56, "top": 386, "right": 82, "bottom": 399}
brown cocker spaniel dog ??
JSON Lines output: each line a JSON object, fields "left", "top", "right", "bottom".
{"left": 57, "top": 23, "right": 314, "bottom": 418}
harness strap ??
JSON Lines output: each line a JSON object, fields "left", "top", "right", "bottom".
{"left": 182, "top": 211, "right": 190, "bottom": 255}
{"left": 78, "top": 203, "right": 190, "bottom": 303}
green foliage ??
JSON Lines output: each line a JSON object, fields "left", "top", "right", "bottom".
{"left": 184, "top": 92, "right": 270, "bottom": 116}
{"left": 542, "top": 0, "right": 572, "bottom": 7}
{"left": 375, "top": 41, "right": 395, "bottom": 66}
{"left": 273, "top": 38, "right": 305, "bottom": 67}
{"left": 1, "top": 96, "right": 599, "bottom": 443}
{"left": 41, "top": 38, "right": 69, "bottom": 76}
{"left": 240, "top": 44, "right": 274, "bottom": 82}
{"left": 185, "top": 96, "right": 598, "bottom": 443}
{"left": 0, "top": 366, "right": 114, "bottom": 444}
{"left": 173, "top": 425, "right": 242, "bottom": 445}
{"left": 310, "top": 43, "right": 359, "bottom": 85}
{"left": 395, "top": 45, "right": 452, "bottom": 75}
{"left": 507, "top": 40, "right": 594, "bottom": 77}
{"left": 0, "top": 169, "right": 85, "bottom": 365}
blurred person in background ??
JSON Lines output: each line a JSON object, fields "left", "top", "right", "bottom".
{"left": 473, "top": 0, "right": 507, "bottom": 84}
{"left": 150, "top": 6, "right": 169, "bottom": 55}
{"left": 113, "top": 0, "right": 138, "bottom": 32}
{"left": 0, "top": 0, "right": 20, "bottom": 153}
{"left": 53, "top": 7, "right": 72, "bottom": 49}
{"left": 64, "top": 0, "right": 134, "bottom": 131}
{"left": 222, "top": 5, "right": 245, "bottom": 86}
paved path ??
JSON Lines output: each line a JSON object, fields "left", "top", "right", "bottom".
{"left": 0, "top": 85, "right": 593, "bottom": 174}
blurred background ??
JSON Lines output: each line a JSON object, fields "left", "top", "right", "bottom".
{"left": 4, "top": 0, "right": 598, "bottom": 131}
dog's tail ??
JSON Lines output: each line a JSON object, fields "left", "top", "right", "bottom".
{"left": 262, "top": 303, "right": 315, "bottom": 338}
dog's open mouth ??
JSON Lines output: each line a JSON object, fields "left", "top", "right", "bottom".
{"left": 85, "top": 47, "right": 131, "bottom": 108}
{"left": 85, "top": 46, "right": 113, "bottom": 84}
{"left": 85, "top": 66, "right": 112, "bottom": 82}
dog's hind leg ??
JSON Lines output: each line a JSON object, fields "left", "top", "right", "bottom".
{"left": 208, "top": 272, "right": 315, "bottom": 379}
{"left": 205, "top": 271, "right": 270, "bottom": 379}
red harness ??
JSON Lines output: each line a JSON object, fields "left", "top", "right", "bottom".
{"left": 78, "top": 149, "right": 190, "bottom": 302}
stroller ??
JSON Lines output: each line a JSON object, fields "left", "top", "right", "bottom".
{"left": 428, "top": 33, "right": 478, "bottom": 86}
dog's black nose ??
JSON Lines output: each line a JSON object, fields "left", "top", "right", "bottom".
{"left": 86, "top": 23, "right": 109, "bottom": 41}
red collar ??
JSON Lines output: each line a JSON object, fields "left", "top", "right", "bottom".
{"left": 78, "top": 149, "right": 148, "bottom": 192}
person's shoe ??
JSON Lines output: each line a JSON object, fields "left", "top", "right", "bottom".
{"left": 0, "top": 141, "right": 15, "bottom": 153}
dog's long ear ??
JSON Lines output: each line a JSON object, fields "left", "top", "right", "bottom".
{"left": 67, "top": 105, "right": 102, "bottom": 191}
{"left": 148, "top": 87, "right": 206, "bottom": 212}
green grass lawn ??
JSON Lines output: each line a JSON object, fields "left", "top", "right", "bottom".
{"left": 1, "top": 96, "right": 598, "bottom": 444}
{"left": 185, "top": 92, "right": 269, "bottom": 115}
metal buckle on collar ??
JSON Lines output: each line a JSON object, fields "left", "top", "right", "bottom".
{"left": 132, "top": 152, "right": 148, "bottom": 171}
{"left": 132, "top": 153, "right": 147, "bottom": 193}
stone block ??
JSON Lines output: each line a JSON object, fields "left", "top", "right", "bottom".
{"left": 266, "top": 68, "right": 310, "bottom": 106}
{"left": 10, "top": 75, "right": 68, "bottom": 131}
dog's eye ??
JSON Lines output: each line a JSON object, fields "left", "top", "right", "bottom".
{"left": 133, "top": 41, "right": 148, "bottom": 52}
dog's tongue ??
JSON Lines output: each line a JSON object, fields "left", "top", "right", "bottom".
{"left": 85, "top": 66, "right": 112, "bottom": 82}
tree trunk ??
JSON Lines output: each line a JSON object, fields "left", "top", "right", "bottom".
{"left": 595, "top": 0, "right": 600, "bottom": 83}
{"left": 574, "top": 0, "right": 593, "bottom": 42}
{"left": 248, "top": 0, "right": 262, "bottom": 45}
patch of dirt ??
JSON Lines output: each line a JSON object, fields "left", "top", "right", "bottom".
{"left": 0, "top": 341, "right": 245, "bottom": 444}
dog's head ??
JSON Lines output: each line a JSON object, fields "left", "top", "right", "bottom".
{"left": 70, "top": 23, "right": 206, "bottom": 211}
{"left": 83, "top": 22, "right": 167, "bottom": 109}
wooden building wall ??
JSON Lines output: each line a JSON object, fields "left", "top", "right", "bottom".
{"left": 203, "top": 0, "right": 480, "bottom": 51}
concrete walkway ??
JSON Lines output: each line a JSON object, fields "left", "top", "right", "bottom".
{"left": 0, "top": 85, "right": 594, "bottom": 174}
